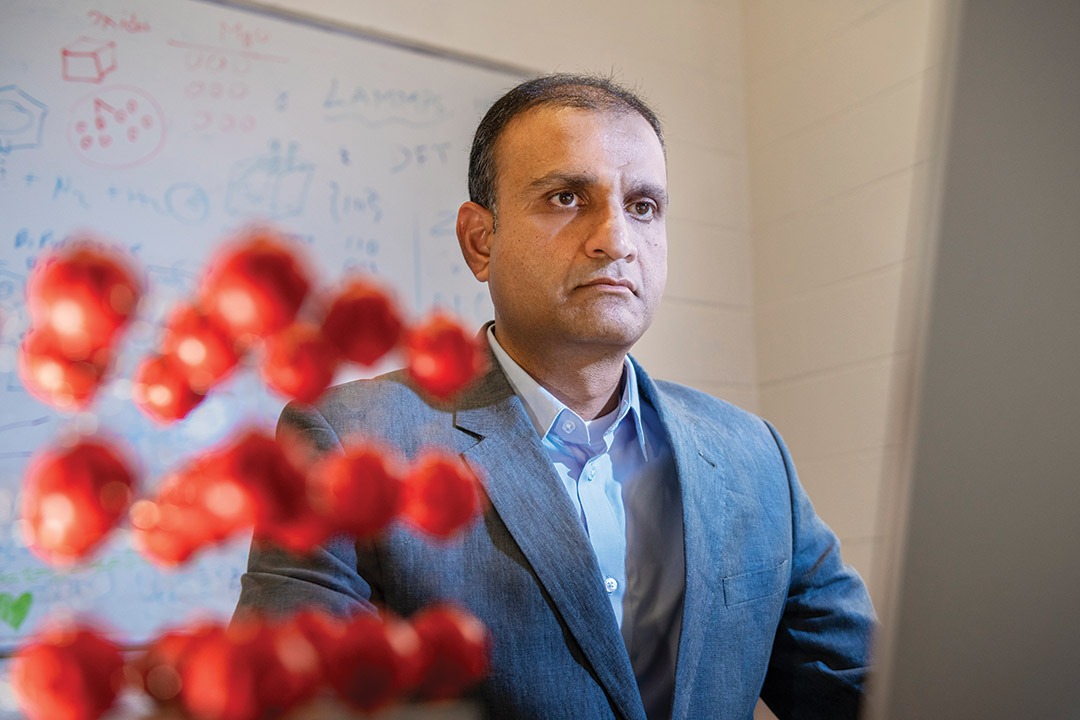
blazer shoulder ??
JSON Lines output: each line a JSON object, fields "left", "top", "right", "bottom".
{"left": 281, "top": 369, "right": 457, "bottom": 454}
{"left": 317, "top": 368, "right": 424, "bottom": 416}
{"left": 650, "top": 377, "right": 772, "bottom": 439}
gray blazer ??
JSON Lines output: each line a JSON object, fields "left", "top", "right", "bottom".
{"left": 236, "top": 353, "right": 875, "bottom": 720}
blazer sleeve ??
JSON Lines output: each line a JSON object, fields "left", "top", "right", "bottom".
{"left": 758, "top": 421, "right": 878, "bottom": 720}
{"left": 232, "top": 400, "right": 381, "bottom": 620}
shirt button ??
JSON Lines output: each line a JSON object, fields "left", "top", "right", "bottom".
{"left": 604, "top": 577, "right": 618, "bottom": 593}
{"left": 588, "top": 467, "right": 596, "bottom": 480}
{"left": 562, "top": 420, "right": 575, "bottom": 434}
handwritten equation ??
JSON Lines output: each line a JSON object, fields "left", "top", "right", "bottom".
{"left": 87, "top": 10, "right": 150, "bottom": 33}
{"left": 13, "top": 172, "right": 210, "bottom": 227}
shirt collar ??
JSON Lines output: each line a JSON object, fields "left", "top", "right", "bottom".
{"left": 486, "top": 325, "right": 649, "bottom": 459}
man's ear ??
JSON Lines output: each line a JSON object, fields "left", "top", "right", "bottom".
{"left": 457, "top": 201, "right": 495, "bottom": 282}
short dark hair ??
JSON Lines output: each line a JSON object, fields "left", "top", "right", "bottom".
{"left": 467, "top": 73, "right": 665, "bottom": 224}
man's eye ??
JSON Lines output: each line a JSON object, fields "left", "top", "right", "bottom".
{"left": 628, "top": 200, "right": 656, "bottom": 219}
{"left": 551, "top": 191, "right": 579, "bottom": 207}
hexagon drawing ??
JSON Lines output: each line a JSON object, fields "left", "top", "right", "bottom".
{"left": 0, "top": 86, "right": 47, "bottom": 154}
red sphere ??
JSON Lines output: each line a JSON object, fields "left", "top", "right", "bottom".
{"left": 179, "top": 622, "right": 264, "bottom": 720}
{"left": 132, "top": 354, "right": 206, "bottom": 424}
{"left": 21, "top": 438, "right": 137, "bottom": 565}
{"left": 406, "top": 313, "right": 487, "bottom": 399}
{"left": 325, "top": 613, "right": 402, "bottom": 713}
{"left": 384, "top": 615, "right": 426, "bottom": 694}
{"left": 219, "top": 430, "right": 308, "bottom": 529}
{"left": 286, "top": 609, "right": 349, "bottom": 669}
{"left": 182, "top": 457, "right": 259, "bottom": 543}
{"left": 27, "top": 243, "right": 142, "bottom": 359}
{"left": 18, "top": 327, "right": 110, "bottom": 411}
{"left": 130, "top": 496, "right": 206, "bottom": 567}
{"left": 261, "top": 322, "right": 339, "bottom": 404}
{"left": 12, "top": 623, "right": 125, "bottom": 720}
{"left": 402, "top": 451, "right": 482, "bottom": 539}
{"left": 256, "top": 502, "right": 333, "bottom": 554}
{"left": 179, "top": 616, "right": 323, "bottom": 720}
{"left": 132, "top": 623, "right": 218, "bottom": 705}
{"left": 410, "top": 604, "right": 491, "bottom": 701}
{"left": 264, "top": 614, "right": 330, "bottom": 710}
{"left": 321, "top": 279, "right": 403, "bottom": 366}
{"left": 201, "top": 232, "right": 311, "bottom": 341}
{"left": 130, "top": 456, "right": 258, "bottom": 567}
{"left": 309, "top": 441, "right": 402, "bottom": 538}
{"left": 160, "top": 303, "right": 241, "bottom": 392}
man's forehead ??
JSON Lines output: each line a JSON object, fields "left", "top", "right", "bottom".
{"left": 499, "top": 104, "right": 659, "bottom": 146}
{"left": 494, "top": 106, "right": 666, "bottom": 181}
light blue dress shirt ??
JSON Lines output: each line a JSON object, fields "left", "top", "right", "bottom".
{"left": 487, "top": 328, "right": 685, "bottom": 720}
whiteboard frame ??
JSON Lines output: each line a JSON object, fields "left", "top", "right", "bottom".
{"left": 197, "top": 0, "right": 539, "bottom": 79}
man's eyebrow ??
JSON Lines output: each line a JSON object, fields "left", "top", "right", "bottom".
{"left": 524, "top": 171, "right": 598, "bottom": 192}
{"left": 629, "top": 181, "right": 669, "bottom": 208}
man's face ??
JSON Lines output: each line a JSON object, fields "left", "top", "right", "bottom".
{"left": 482, "top": 106, "right": 668, "bottom": 360}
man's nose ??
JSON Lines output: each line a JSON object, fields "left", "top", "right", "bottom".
{"left": 585, "top": 203, "right": 635, "bottom": 261}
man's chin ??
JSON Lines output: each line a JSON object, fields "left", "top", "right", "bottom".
{"left": 559, "top": 316, "right": 650, "bottom": 352}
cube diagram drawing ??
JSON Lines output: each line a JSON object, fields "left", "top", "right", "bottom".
{"left": 226, "top": 147, "right": 315, "bottom": 219}
{"left": 62, "top": 37, "right": 117, "bottom": 83}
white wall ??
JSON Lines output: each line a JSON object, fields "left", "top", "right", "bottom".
{"left": 743, "top": 0, "right": 947, "bottom": 605}
{"left": 253, "top": 0, "right": 760, "bottom": 411}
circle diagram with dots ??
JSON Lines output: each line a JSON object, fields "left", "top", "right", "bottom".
{"left": 68, "top": 85, "right": 166, "bottom": 168}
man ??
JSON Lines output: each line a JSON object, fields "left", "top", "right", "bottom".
{"left": 237, "top": 74, "right": 876, "bottom": 720}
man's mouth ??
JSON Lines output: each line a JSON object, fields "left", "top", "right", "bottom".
{"left": 578, "top": 277, "right": 637, "bottom": 294}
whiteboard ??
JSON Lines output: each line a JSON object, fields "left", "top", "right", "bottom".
{"left": 0, "top": 0, "right": 525, "bottom": 650}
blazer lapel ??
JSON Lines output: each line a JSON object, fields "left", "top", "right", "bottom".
{"left": 453, "top": 359, "right": 647, "bottom": 720}
{"left": 632, "top": 360, "right": 727, "bottom": 720}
